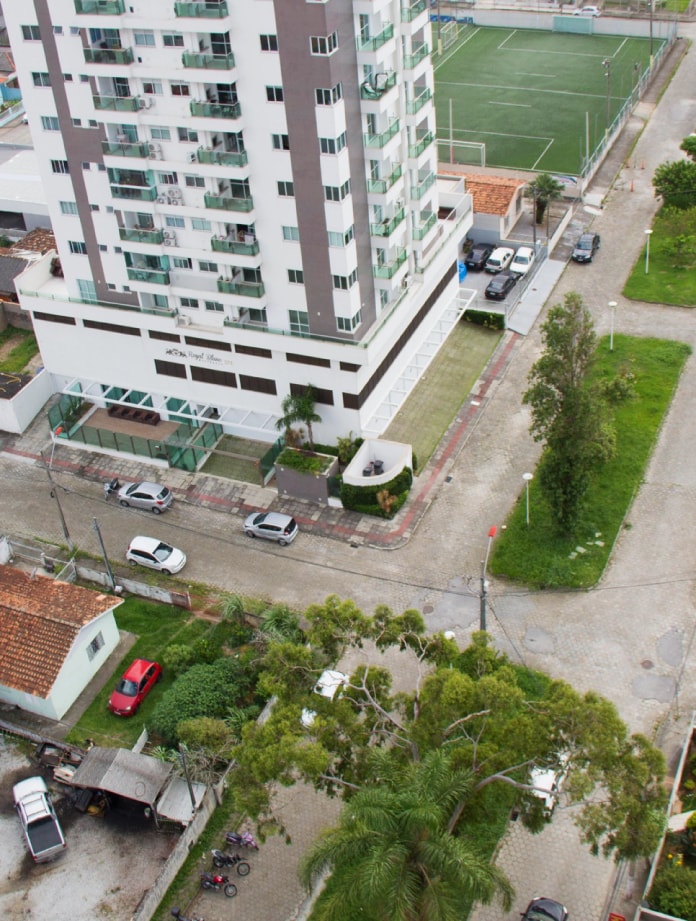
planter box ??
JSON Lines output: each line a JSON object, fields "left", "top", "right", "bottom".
{"left": 275, "top": 452, "right": 339, "bottom": 505}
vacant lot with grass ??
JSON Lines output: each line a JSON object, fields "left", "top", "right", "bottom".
{"left": 624, "top": 208, "right": 696, "bottom": 307}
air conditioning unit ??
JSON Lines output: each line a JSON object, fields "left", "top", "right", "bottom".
{"left": 163, "top": 230, "right": 175, "bottom": 239}
{"left": 137, "top": 97, "right": 147, "bottom": 109}
{"left": 179, "top": 315, "right": 192, "bottom": 326}
{"left": 187, "top": 152, "right": 197, "bottom": 163}
{"left": 148, "top": 143, "right": 161, "bottom": 158}
{"left": 156, "top": 196, "right": 166, "bottom": 203}
{"left": 163, "top": 238, "right": 173, "bottom": 246}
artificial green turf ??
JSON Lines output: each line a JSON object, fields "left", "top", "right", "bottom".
{"left": 490, "top": 335, "right": 691, "bottom": 588}
{"left": 434, "top": 26, "right": 662, "bottom": 174}
{"left": 624, "top": 210, "right": 696, "bottom": 307}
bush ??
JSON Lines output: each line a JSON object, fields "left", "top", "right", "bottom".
{"left": 340, "top": 467, "right": 413, "bottom": 517}
{"left": 465, "top": 309, "right": 505, "bottom": 330}
{"left": 650, "top": 863, "right": 696, "bottom": 921}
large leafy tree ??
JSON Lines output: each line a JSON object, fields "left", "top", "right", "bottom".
{"left": 275, "top": 385, "right": 322, "bottom": 450}
{"left": 523, "top": 292, "right": 616, "bottom": 533}
{"left": 653, "top": 159, "right": 696, "bottom": 209}
{"left": 301, "top": 749, "right": 514, "bottom": 921}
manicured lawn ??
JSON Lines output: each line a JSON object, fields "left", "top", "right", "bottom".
{"left": 624, "top": 211, "right": 696, "bottom": 307}
{"left": 490, "top": 335, "right": 691, "bottom": 588}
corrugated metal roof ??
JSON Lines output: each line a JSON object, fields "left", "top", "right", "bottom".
{"left": 71, "top": 747, "right": 172, "bottom": 805}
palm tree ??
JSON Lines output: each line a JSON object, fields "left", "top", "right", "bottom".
{"left": 524, "top": 173, "right": 565, "bottom": 237}
{"left": 275, "top": 386, "right": 322, "bottom": 450}
{"left": 300, "top": 749, "right": 513, "bottom": 921}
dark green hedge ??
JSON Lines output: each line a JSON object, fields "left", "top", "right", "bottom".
{"left": 340, "top": 467, "right": 413, "bottom": 517}
{"left": 465, "top": 309, "right": 505, "bottom": 330}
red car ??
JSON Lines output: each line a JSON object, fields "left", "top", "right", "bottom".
{"left": 108, "top": 659, "right": 162, "bottom": 716}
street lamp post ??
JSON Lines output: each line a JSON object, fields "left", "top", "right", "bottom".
{"left": 603, "top": 58, "right": 612, "bottom": 136}
{"left": 645, "top": 228, "right": 653, "bottom": 274}
{"left": 522, "top": 473, "right": 533, "bottom": 526}
{"left": 479, "top": 525, "right": 497, "bottom": 632}
{"left": 608, "top": 300, "right": 617, "bottom": 352}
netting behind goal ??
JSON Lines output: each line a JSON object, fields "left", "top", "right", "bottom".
{"left": 437, "top": 139, "right": 486, "bottom": 168}
{"left": 440, "top": 20, "right": 461, "bottom": 50}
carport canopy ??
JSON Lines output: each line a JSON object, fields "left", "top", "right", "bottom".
{"left": 70, "top": 746, "right": 172, "bottom": 807}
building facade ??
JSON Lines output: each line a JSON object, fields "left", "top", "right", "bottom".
{"left": 6, "top": 0, "right": 471, "bottom": 444}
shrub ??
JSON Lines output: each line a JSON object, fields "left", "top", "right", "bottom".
{"left": 276, "top": 447, "right": 334, "bottom": 475}
{"left": 650, "top": 863, "right": 696, "bottom": 921}
{"left": 340, "top": 467, "right": 413, "bottom": 517}
{"left": 465, "top": 309, "right": 505, "bottom": 330}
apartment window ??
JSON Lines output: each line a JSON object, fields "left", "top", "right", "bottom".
{"left": 86, "top": 631, "right": 105, "bottom": 662}
{"left": 239, "top": 374, "right": 277, "bottom": 395}
{"left": 153, "top": 294, "right": 169, "bottom": 309}
{"left": 155, "top": 359, "right": 187, "bottom": 379}
{"left": 319, "top": 132, "right": 346, "bottom": 154}
{"left": 191, "top": 366, "right": 236, "bottom": 387}
{"left": 185, "top": 336, "right": 231, "bottom": 351}
{"left": 171, "top": 83, "right": 190, "bottom": 97}
{"left": 277, "top": 181, "right": 294, "bottom": 197}
{"left": 191, "top": 218, "right": 211, "bottom": 231}
{"left": 151, "top": 127, "right": 171, "bottom": 140}
{"left": 41, "top": 116, "right": 60, "bottom": 131}
{"left": 180, "top": 297, "right": 199, "bottom": 309}
{"left": 64, "top": 74, "right": 73, "bottom": 82}
{"left": 163, "top": 33, "right": 184, "bottom": 47}
{"left": 84, "top": 319, "right": 140, "bottom": 336}
{"left": 337, "top": 311, "right": 362, "bottom": 332}
{"left": 235, "top": 344, "right": 272, "bottom": 358}
{"left": 158, "top": 171, "right": 178, "bottom": 184}
{"left": 80, "top": 74, "right": 89, "bottom": 82}
{"left": 143, "top": 81, "right": 163, "bottom": 95}
{"left": 54, "top": 25, "right": 63, "bottom": 35}
{"left": 60, "top": 201, "right": 78, "bottom": 215}
{"left": 72, "top": 118, "right": 82, "bottom": 127}
{"left": 69, "top": 241, "right": 87, "bottom": 254}
{"left": 185, "top": 175, "right": 205, "bottom": 188}
{"left": 33, "top": 311, "right": 76, "bottom": 326}
{"left": 51, "top": 160, "right": 69, "bottom": 174}
{"left": 266, "top": 86, "right": 284, "bottom": 102}
{"left": 333, "top": 269, "right": 358, "bottom": 289}
{"left": 178, "top": 126, "right": 198, "bottom": 143}
{"left": 165, "top": 215, "right": 185, "bottom": 228}
{"left": 328, "top": 225, "right": 355, "bottom": 247}
{"left": 32, "top": 72, "right": 51, "bottom": 87}
{"left": 98, "top": 244, "right": 107, "bottom": 252}
{"left": 22, "top": 25, "right": 41, "bottom": 41}
{"left": 288, "top": 310, "right": 309, "bottom": 335}
{"left": 272, "top": 134, "right": 290, "bottom": 151}
{"left": 315, "top": 83, "right": 342, "bottom": 106}
{"left": 324, "top": 180, "right": 351, "bottom": 202}
{"left": 282, "top": 226, "right": 300, "bottom": 242}
{"left": 149, "top": 330, "right": 180, "bottom": 342}
{"left": 90, "top": 204, "right": 100, "bottom": 211}
{"left": 291, "top": 382, "right": 334, "bottom": 405}
{"left": 288, "top": 269, "right": 304, "bottom": 284}
{"left": 260, "top": 34, "right": 278, "bottom": 52}
{"left": 340, "top": 361, "right": 360, "bottom": 372}
{"left": 287, "top": 353, "right": 330, "bottom": 368}
{"left": 173, "top": 257, "right": 192, "bottom": 269}
{"left": 204, "top": 301, "right": 224, "bottom": 311}
{"left": 78, "top": 279, "right": 97, "bottom": 302}
{"left": 199, "top": 260, "right": 218, "bottom": 273}
{"left": 310, "top": 32, "right": 338, "bottom": 56}
{"left": 134, "top": 31, "right": 156, "bottom": 46}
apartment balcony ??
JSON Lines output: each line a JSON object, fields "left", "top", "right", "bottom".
{"left": 197, "top": 147, "right": 247, "bottom": 167}
{"left": 75, "top": 0, "right": 125, "bottom": 12}
{"left": 366, "top": 164, "right": 402, "bottom": 194}
{"left": 211, "top": 235, "right": 259, "bottom": 255}
{"left": 406, "top": 88, "right": 432, "bottom": 115}
{"left": 401, "top": 0, "right": 427, "bottom": 22}
{"left": 411, "top": 172, "right": 436, "bottom": 200}
{"left": 119, "top": 227, "right": 164, "bottom": 244}
{"left": 363, "top": 120, "right": 400, "bottom": 149}
{"left": 174, "top": 0, "right": 229, "bottom": 16}
{"left": 404, "top": 43, "right": 429, "bottom": 70}
{"left": 93, "top": 94, "right": 139, "bottom": 112}
{"left": 102, "top": 140, "right": 148, "bottom": 158}
{"left": 182, "top": 51, "right": 235, "bottom": 70}
{"left": 110, "top": 185, "right": 157, "bottom": 201}
{"left": 412, "top": 212, "right": 437, "bottom": 240}
{"left": 373, "top": 248, "right": 408, "bottom": 279}
{"left": 127, "top": 267, "right": 170, "bottom": 284}
{"left": 360, "top": 71, "right": 397, "bottom": 100}
{"left": 217, "top": 278, "right": 265, "bottom": 297}
{"left": 370, "top": 208, "right": 405, "bottom": 237}
{"left": 84, "top": 47, "right": 134, "bottom": 65}
{"left": 357, "top": 24, "right": 394, "bottom": 52}
{"left": 204, "top": 192, "right": 253, "bottom": 212}
{"left": 190, "top": 100, "right": 241, "bottom": 119}
{"left": 408, "top": 131, "right": 434, "bottom": 159}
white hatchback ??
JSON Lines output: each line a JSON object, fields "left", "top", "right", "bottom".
{"left": 484, "top": 247, "right": 515, "bottom": 273}
{"left": 126, "top": 536, "right": 187, "bottom": 574}
{"left": 574, "top": 5, "right": 601, "bottom": 15}
{"left": 510, "top": 246, "right": 536, "bottom": 276}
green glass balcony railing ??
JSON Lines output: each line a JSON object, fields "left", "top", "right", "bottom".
{"left": 211, "top": 236, "right": 259, "bottom": 255}
{"left": 408, "top": 131, "right": 434, "bottom": 158}
{"left": 363, "top": 120, "right": 400, "bottom": 149}
{"left": 357, "top": 24, "right": 394, "bottom": 52}
{"left": 401, "top": 0, "right": 427, "bottom": 22}
{"left": 119, "top": 227, "right": 164, "bottom": 244}
{"left": 84, "top": 47, "right": 134, "bottom": 65}
{"left": 190, "top": 100, "right": 241, "bottom": 119}
{"left": 366, "top": 164, "right": 402, "bottom": 194}
{"left": 110, "top": 185, "right": 157, "bottom": 201}
{"left": 404, "top": 44, "right": 429, "bottom": 70}
{"left": 373, "top": 248, "right": 408, "bottom": 279}
{"left": 75, "top": 0, "right": 125, "bottom": 13}
{"left": 127, "top": 267, "right": 170, "bottom": 284}
{"left": 370, "top": 208, "right": 405, "bottom": 237}
{"left": 360, "top": 71, "right": 397, "bottom": 99}
{"left": 93, "top": 95, "right": 139, "bottom": 112}
{"left": 197, "top": 147, "right": 247, "bottom": 167}
{"left": 217, "top": 278, "right": 265, "bottom": 297}
{"left": 102, "top": 140, "right": 148, "bottom": 158}
{"left": 406, "top": 88, "right": 432, "bottom": 115}
{"left": 412, "top": 212, "right": 437, "bottom": 240}
{"left": 411, "top": 172, "right": 436, "bottom": 199}
{"left": 182, "top": 51, "right": 235, "bottom": 70}
{"left": 204, "top": 192, "right": 253, "bottom": 212}
{"left": 174, "top": 0, "right": 229, "bottom": 16}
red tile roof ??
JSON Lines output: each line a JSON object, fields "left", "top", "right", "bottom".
{"left": 0, "top": 566, "right": 120, "bottom": 699}
{"left": 442, "top": 171, "right": 525, "bottom": 216}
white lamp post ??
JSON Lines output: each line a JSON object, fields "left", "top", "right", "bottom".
{"left": 608, "top": 301, "right": 617, "bottom": 352}
{"left": 523, "top": 473, "right": 533, "bottom": 526}
{"left": 645, "top": 229, "right": 653, "bottom": 274}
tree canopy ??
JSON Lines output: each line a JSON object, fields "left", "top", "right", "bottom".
{"left": 275, "top": 385, "right": 322, "bottom": 449}
{"left": 653, "top": 159, "right": 696, "bottom": 209}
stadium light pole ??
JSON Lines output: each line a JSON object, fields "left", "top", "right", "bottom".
{"left": 648, "top": 0, "right": 654, "bottom": 62}
{"left": 479, "top": 525, "right": 497, "bottom": 632}
{"left": 608, "top": 301, "right": 617, "bottom": 352}
{"left": 645, "top": 229, "right": 653, "bottom": 274}
{"left": 603, "top": 58, "right": 612, "bottom": 137}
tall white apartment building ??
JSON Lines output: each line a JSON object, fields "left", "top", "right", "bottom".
{"left": 6, "top": 0, "right": 471, "bottom": 444}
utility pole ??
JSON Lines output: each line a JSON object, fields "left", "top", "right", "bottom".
{"left": 92, "top": 517, "right": 117, "bottom": 593}
{"left": 40, "top": 451, "right": 74, "bottom": 552}
{"left": 479, "top": 525, "right": 497, "bottom": 632}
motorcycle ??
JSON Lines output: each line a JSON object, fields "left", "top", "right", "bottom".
{"left": 224, "top": 830, "right": 259, "bottom": 851}
{"left": 170, "top": 909, "right": 204, "bottom": 921}
{"left": 211, "top": 849, "right": 251, "bottom": 876}
{"left": 199, "top": 871, "right": 237, "bottom": 898}
{"left": 103, "top": 477, "right": 120, "bottom": 500}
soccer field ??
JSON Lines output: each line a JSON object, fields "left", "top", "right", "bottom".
{"left": 434, "top": 26, "right": 663, "bottom": 175}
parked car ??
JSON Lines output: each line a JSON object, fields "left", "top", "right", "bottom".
{"left": 243, "top": 512, "right": 298, "bottom": 546}
{"left": 521, "top": 898, "right": 568, "bottom": 921}
{"left": 573, "top": 5, "right": 601, "bottom": 15}
{"left": 510, "top": 246, "right": 536, "bottom": 276}
{"left": 571, "top": 232, "right": 601, "bottom": 262}
{"left": 529, "top": 753, "right": 569, "bottom": 815}
{"left": 126, "top": 535, "right": 187, "bottom": 574}
{"left": 464, "top": 243, "right": 494, "bottom": 271}
{"left": 108, "top": 659, "right": 162, "bottom": 716}
{"left": 484, "top": 246, "right": 515, "bottom": 273}
{"left": 485, "top": 271, "right": 518, "bottom": 300}
{"left": 301, "top": 669, "right": 349, "bottom": 728}
{"left": 117, "top": 481, "right": 173, "bottom": 513}
{"left": 13, "top": 776, "right": 66, "bottom": 863}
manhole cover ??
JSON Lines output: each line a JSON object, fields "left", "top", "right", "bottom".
{"left": 641, "top": 659, "right": 654, "bottom": 669}
{"left": 423, "top": 604, "right": 434, "bottom": 614}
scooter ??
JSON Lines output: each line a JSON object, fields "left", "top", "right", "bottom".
{"left": 199, "top": 871, "right": 237, "bottom": 898}
{"left": 211, "top": 849, "right": 251, "bottom": 875}
{"left": 103, "top": 477, "right": 120, "bottom": 500}
{"left": 224, "top": 830, "right": 259, "bottom": 851}
{"left": 170, "top": 909, "right": 204, "bottom": 921}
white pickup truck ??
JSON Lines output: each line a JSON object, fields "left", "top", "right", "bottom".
{"left": 13, "top": 776, "right": 67, "bottom": 863}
